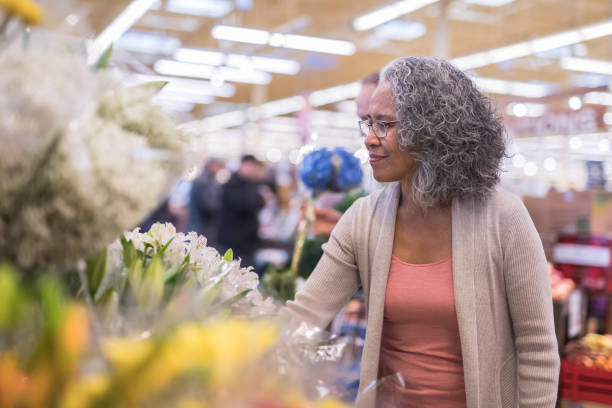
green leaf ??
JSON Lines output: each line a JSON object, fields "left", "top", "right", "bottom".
{"left": 86, "top": 249, "right": 107, "bottom": 297}
{"left": 123, "top": 240, "right": 139, "bottom": 269}
{"left": 197, "top": 279, "right": 223, "bottom": 307}
{"left": 134, "top": 81, "right": 168, "bottom": 94}
{"left": 223, "top": 248, "right": 233, "bottom": 262}
{"left": 215, "top": 289, "right": 252, "bottom": 310}
{"left": 37, "top": 275, "right": 65, "bottom": 335}
{"left": 0, "top": 263, "right": 24, "bottom": 329}
{"left": 96, "top": 289, "right": 119, "bottom": 321}
{"left": 95, "top": 44, "right": 113, "bottom": 70}
{"left": 127, "top": 258, "right": 143, "bottom": 290}
{"left": 140, "top": 255, "right": 164, "bottom": 307}
{"left": 156, "top": 237, "right": 175, "bottom": 258}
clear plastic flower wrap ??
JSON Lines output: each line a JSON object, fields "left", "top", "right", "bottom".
{"left": 0, "top": 51, "right": 187, "bottom": 271}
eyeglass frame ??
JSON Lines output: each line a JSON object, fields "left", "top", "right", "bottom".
{"left": 357, "top": 120, "right": 398, "bottom": 139}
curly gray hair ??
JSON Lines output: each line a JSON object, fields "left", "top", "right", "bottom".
{"left": 381, "top": 56, "right": 506, "bottom": 208}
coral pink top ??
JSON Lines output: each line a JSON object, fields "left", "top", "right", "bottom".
{"left": 377, "top": 255, "right": 466, "bottom": 408}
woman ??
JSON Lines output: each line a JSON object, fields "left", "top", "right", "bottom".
{"left": 286, "top": 57, "right": 559, "bottom": 408}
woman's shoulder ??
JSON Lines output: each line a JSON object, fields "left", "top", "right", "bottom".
{"left": 484, "top": 185, "right": 530, "bottom": 224}
{"left": 347, "top": 183, "right": 398, "bottom": 213}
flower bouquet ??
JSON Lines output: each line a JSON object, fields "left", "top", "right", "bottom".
{"left": 0, "top": 51, "right": 186, "bottom": 271}
{"left": 264, "top": 148, "right": 363, "bottom": 301}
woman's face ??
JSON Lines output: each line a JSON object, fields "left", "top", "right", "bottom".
{"left": 365, "top": 81, "right": 414, "bottom": 183}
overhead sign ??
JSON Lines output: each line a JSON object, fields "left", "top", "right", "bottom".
{"left": 506, "top": 107, "right": 606, "bottom": 138}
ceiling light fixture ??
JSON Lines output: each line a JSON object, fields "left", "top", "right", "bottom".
{"left": 560, "top": 57, "right": 612, "bottom": 76}
{"left": 211, "top": 25, "right": 356, "bottom": 55}
{"left": 165, "top": 0, "right": 233, "bottom": 17}
{"left": 125, "top": 74, "right": 235, "bottom": 97}
{"left": 87, "top": 0, "right": 158, "bottom": 65}
{"left": 352, "top": 0, "right": 439, "bottom": 32}
{"left": 154, "top": 59, "right": 272, "bottom": 85}
{"left": 174, "top": 48, "right": 300, "bottom": 75}
{"left": 452, "top": 19, "right": 612, "bottom": 70}
{"left": 153, "top": 90, "right": 215, "bottom": 105}
{"left": 472, "top": 77, "right": 554, "bottom": 98}
{"left": 308, "top": 82, "right": 361, "bottom": 106}
{"left": 137, "top": 14, "right": 200, "bottom": 32}
{"left": 116, "top": 31, "right": 181, "bottom": 55}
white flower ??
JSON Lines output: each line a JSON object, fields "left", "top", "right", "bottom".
{"left": 143, "top": 222, "right": 177, "bottom": 249}
{"left": 123, "top": 227, "right": 146, "bottom": 252}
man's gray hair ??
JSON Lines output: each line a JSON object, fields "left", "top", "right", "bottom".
{"left": 381, "top": 56, "right": 506, "bottom": 208}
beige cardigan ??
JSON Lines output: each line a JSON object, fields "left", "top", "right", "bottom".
{"left": 286, "top": 183, "right": 560, "bottom": 407}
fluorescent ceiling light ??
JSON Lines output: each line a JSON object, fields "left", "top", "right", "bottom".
{"left": 255, "top": 96, "right": 307, "bottom": 119}
{"left": 472, "top": 77, "right": 554, "bottom": 98}
{"left": 174, "top": 47, "right": 225, "bottom": 65}
{"left": 175, "top": 48, "right": 300, "bottom": 75}
{"left": 155, "top": 59, "right": 215, "bottom": 78}
{"left": 211, "top": 25, "right": 270, "bottom": 45}
{"left": 583, "top": 92, "right": 612, "bottom": 106}
{"left": 309, "top": 82, "right": 361, "bottom": 106}
{"left": 166, "top": 0, "right": 233, "bottom": 17}
{"left": 116, "top": 31, "right": 181, "bottom": 55}
{"left": 374, "top": 20, "right": 426, "bottom": 41}
{"left": 154, "top": 59, "right": 272, "bottom": 84}
{"left": 282, "top": 34, "right": 356, "bottom": 55}
{"left": 137, "top": 14, "right": 200, "bottom": 32}
{"left": 228, "top": 55, "right": 300, "bottom": 75}
{"left": 211, "top": 25, "right": 356, "bottom": 55}
{"left": 125, "top": 74, "right": 235, "bottom": 97}
{"left": 153, "top": 100, "right": 195, "bottom": 112}
{"left": 464, "top": 0, "right": 514, "bottom": 6}
{"left": 560, "top": 57, "right": 612, "bottom": 76}
{"left": 353, "top": 0, "right": 439, "bottom": 31}
{"left": 153, "top": 90, "right": 215, "bottom": 105}
{"left": 87, "top": 0, "right": 157, "bottom": 65}
{"left": 201, "top": 111, "right": 247, "bottom": 132}
{"left": 451, "top": 18, "right": 612, "bottom": 70}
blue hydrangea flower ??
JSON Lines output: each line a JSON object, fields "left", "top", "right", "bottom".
{"left": 332, "top": 147, "right": 363, "bottom": 191}
{"left": 299, "top": 148, "right": 333, "bottom": 190}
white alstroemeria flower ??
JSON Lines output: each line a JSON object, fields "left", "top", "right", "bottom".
{"left": 143, "top": 222, "right": 177, "bottom": 249}
{"left": 165, "top": 232, "right": 188, "bottom": 264}
{"left": 123, "top": 227, "right": 146, "bottom": 252}
{"left": 192, "top": 247, "right": 220, "bottom": 283}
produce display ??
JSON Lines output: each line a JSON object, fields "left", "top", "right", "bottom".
{"left": 549, "top": 262, "right": 575, "bottom": 301}
{"left": 565, "top": 333, "right": 612, "bottom": 372}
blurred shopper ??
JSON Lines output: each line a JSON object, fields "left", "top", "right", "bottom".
{"left": 218, "top": 155, "right": 267, "bottom": 269}
{"left": 286, "top": 57, "right": 559, "bottom": 407}
{"left": 314, "top": 72, "right": 380, "bottom": 237}
{"left": 188, "top": 158, "right": 224, "bottom": 248}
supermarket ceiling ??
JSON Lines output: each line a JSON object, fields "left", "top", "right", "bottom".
{"left": 59, "top": 0, "right": 612, "bottom": 119}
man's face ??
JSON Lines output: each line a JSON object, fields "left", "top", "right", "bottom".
{"left": 356, "top": 82, "right": 377, "bottom": 120}
{"left": 239, "top": 160, "right": 265, "bottom": 181}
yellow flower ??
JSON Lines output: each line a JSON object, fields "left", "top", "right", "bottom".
{"left": 60, "top": 375, "right": 110, "bottom": 408}
{"left": 0, "top": 0, "right": 43, "bottom": 25}
{"left": 101, "top": 335, "right": 155, "bottom": 373}
{"left": 312, "top": 398, "right": 351, "bottom": 408}
{"left": 59, "top": 304, "right": 90, "bottom": 360}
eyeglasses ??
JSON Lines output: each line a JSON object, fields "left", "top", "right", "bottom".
{"left": 358, "top": 120, "right": 398, "bottom": 139}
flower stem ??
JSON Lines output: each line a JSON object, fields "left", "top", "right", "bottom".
{"left": 290, "top": 200, "right": 315, "bottom": 276}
